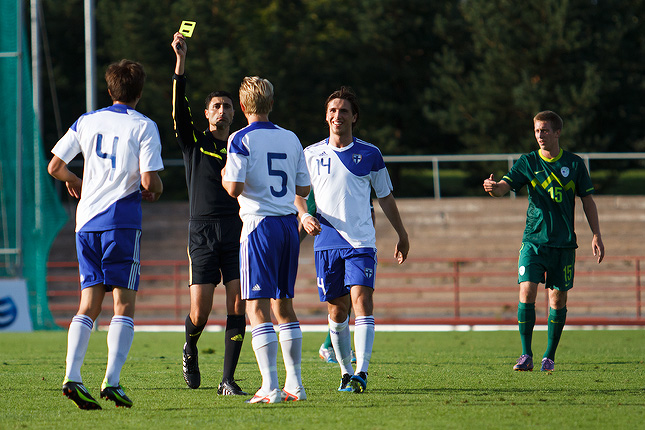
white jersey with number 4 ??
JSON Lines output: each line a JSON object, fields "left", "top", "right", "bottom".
{"left": 52, "top": 104, "right": 164, "bottom": 232}
{"left": 304, "top": 137, "right": 393, "bottom": 250}
{"left": 223, "top": 121, "right": 310, "bottom": 239}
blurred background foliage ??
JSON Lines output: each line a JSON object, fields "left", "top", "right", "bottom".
{"left": 39, "top": 0, "right": 645, "bottom": 198}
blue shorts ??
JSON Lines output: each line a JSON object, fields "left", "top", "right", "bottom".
{"left": 314, "top": 247, "right": 377, "bottom": 302}
{"left": 76, "top": 229, "right": 141, "bottom": 291}
{"left": 240, "top": 215, "right": 299, "bottom": 300}
{"left": 517, "top": 242, "right": 576, "bottom": 291}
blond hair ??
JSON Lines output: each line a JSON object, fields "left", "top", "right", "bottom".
{"left": 239, "top": 76, "right": 274, "bottom": 115}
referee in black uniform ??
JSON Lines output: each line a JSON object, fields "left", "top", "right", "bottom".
{"left": 171, "top": 32, "right": 246, "bottom": 395}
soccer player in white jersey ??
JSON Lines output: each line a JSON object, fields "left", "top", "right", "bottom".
{"left": 222, "top": 76, "right": 310, "bottom": 403}
{"left": 296, "top": 86, "right": 409, "bottom": 393}
{"left": 48, "top": 60, "right": 164, "bottom": 410}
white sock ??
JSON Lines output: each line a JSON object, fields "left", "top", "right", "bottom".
{"left": 354, "top": 315, "right": 375, "bottom": 374}
{"left": 329, "top": 315, "right": 353, "bottom": 376}
{"left": 104, "top": 315, "right": 134, "bottom": 387}
{"left": 278, "top": 322, "right": 303, "bottom": 391}
{"left": 65, "top": 315, "right": 94, "bottom": 383}
{"left": 251, "top": 323, "right": 279, "bottom": 393}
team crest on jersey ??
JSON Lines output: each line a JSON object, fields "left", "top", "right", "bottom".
{"left": 353, "top": 154, "right": 362, "bottom": 164}
{"left": 561, "top": 166, "right": 570, "bottom": 177}
{"left": 364, "top": 268, "right": 373, "bottom": 278}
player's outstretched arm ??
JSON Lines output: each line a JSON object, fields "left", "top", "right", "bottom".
{"left": 47, "top": 156, "right": 82, "bottom": 198}
{"left": 377, "top": 193, "right": 409, "bottom": 264}
{"left": 581, "top": 194, "right": 604, "bottom": 263}
{"left": 172, "top": 32, "right": 187, "bottom": 75}
{"left": 483, "top": 174, "right": 511, "bottom": 197}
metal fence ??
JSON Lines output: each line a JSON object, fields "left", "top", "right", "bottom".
{"left": 47, "top": 255, "right": 644, "bottom": 328}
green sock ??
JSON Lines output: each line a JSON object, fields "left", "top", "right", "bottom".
{"left": 544, "top": 307, "right": 567, "bottom": 360}
{"left": 518, "top": 302, "right": 536, "bottom": 356}
{"left": 323, "top": 330, "right": 332, "bottom": 348}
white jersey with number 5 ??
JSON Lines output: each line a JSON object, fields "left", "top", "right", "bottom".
{"left": 304, "top": 137, "right": 393, "bottom": 250}
{"left": 52, "top": 104, "right": 164, "bottom": 232}
{"left": 223, "top": 121, "right": 310, "bottom": 229}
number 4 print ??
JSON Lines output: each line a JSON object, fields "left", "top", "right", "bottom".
{"left": 96, "top": 134, "right": 118, "bottom": 180}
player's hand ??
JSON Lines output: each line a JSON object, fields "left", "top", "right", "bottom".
{"left": 302, "top": 214, "right": 321, "bottom": 236}
{"left": 65, "top": 178, "right": 82, "bottom": 199}
{"left": 394, "top": 235, "right": 409, "bottom": 264}
{"left": 592, "top": 235, "right": 604, "bottom": 263}
{"left": 482, "top": 174, "right": 497, "bottom": 193}
{"left": 172, "top": 32, "right": 186, "bottom": 57}
{"left": 141, "top": 189, "right": 160, "bottom": 202}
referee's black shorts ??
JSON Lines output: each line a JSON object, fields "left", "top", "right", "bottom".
{"left": 187, "top": 216, "right": 242, "bottom": 286}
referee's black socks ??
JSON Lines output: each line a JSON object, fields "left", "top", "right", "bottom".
{"left": 222, "top": 314, "right": 246, "bottom": 382}
{"left": 185, "top": 315, "right": 206, "bottom": 356}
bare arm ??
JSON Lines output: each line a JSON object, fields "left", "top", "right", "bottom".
{"left": 222, "top": 179, "right": 244, "bottom": 198}
{"left": 141, "top": 171, "right": 163, "bottom": 202}
{"left": 483, "top": 174, "right": 512, "bottom": 197}
{"left": 295, "top": 193, "right": 320, "bottom": 238}
{"left": 581, "top": 194, "right": 604, "bottom": 263}
{"left": 377, "top": 193, "right": 409, "bottom": 264}
{"left": 47, "top": 156, "right": 82, "bottom": 199}
{"left": 296, "top": 185, "right": 310, "bottom": 198}
{"left": 172, "top": 32, "right": 186, "bottom": 75}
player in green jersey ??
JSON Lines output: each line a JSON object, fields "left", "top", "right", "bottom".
{"left": 483, "top": 110, "right": 604, "bottom": 372}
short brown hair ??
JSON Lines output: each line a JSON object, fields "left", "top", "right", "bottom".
{"left": 105, "top": 59, "right": 146, "bottom": 104}
{"left": 534, "top": 110, "right": 563, "bottom": 131}
{"left": 325, "top": 86, "right": 360, "bottom": 127}
{"left": 239, "top": 76, "right": 273, "bottom": 115}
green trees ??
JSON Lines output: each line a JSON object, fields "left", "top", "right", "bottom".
{"left": 40, "top": 0, "right": 644, "bottom": 164}
{"left": 428, "top": 0, "right": 645, "bottom": 154}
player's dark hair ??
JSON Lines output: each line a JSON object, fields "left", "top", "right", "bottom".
{"left": 105, "top": 59, "right": 146, "bottom": 104}
{"left": 534, "top": 110, "right": 563, "bottom": 131}
{"left": 325, "top": 86, "right": 360, "bottom": 127}
{"left": 205, "top": 91, "right": 234, "bottom": 109}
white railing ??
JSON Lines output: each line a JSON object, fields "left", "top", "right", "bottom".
{"left": 381, "top": 152, "right": 645, "bottom": 199}
{"left": 66, "top": 152, "right": 645, "bottom": 200}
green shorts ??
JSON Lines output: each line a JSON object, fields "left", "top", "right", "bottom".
{"left": 517, "top": 242, "right": 576, "bottom": 291}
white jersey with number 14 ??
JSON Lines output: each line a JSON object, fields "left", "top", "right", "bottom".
{"left": 304, "top": 137, "right": 393, "bottom": 250}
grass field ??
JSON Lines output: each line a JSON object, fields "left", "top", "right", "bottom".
{"left": 1, "top": 329, "right": 643, "bottom": 429}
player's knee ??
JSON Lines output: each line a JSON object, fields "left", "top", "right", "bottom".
{"left": 190, "top": 310, "right": 210, "bottom": 326}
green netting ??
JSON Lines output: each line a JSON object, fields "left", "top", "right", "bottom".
{"left": 1, "top": 0, "right": 68, "bottom": 329}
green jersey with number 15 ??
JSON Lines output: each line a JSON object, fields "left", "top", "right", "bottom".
{"left": 502, "top": 149, "right": 594, "bottom": 248}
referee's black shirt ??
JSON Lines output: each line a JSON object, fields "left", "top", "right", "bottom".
{"left": 172, "top": 74, "right": 239, "bottom": 220}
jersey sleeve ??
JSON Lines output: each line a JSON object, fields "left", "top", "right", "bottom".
{"left": 369, "top": 150, "right": 393, "bottom": 198}
{"left": 172, "top": 74, "right": 199, "bottom": 151}
{"left": 502, "top": 154, "right": 531, "bottom": 191}
{"left": 51, "top": 121, "right": 82, "bottom": 163}
{"left": 575, "top": 158, "right": 595, "bottom": 197}
{"left": 139, "top": 119, "right": 164, "bottom": 173}
{"left": 295, "top": 144, "right": 311, "bottom": 187}
{"left": 223, "top": 132, "right": 249, "bottom": 183}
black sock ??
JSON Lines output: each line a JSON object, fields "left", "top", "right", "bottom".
{"left": 185, "top": 315, "right": 206, "bottom": 356}
{"left": 222, "top": 314, "right": 246, "bottom": 382}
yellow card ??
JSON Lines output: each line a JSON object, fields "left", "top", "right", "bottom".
{"left": 179, "top": 21, "right": 196, "bottom": 37}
